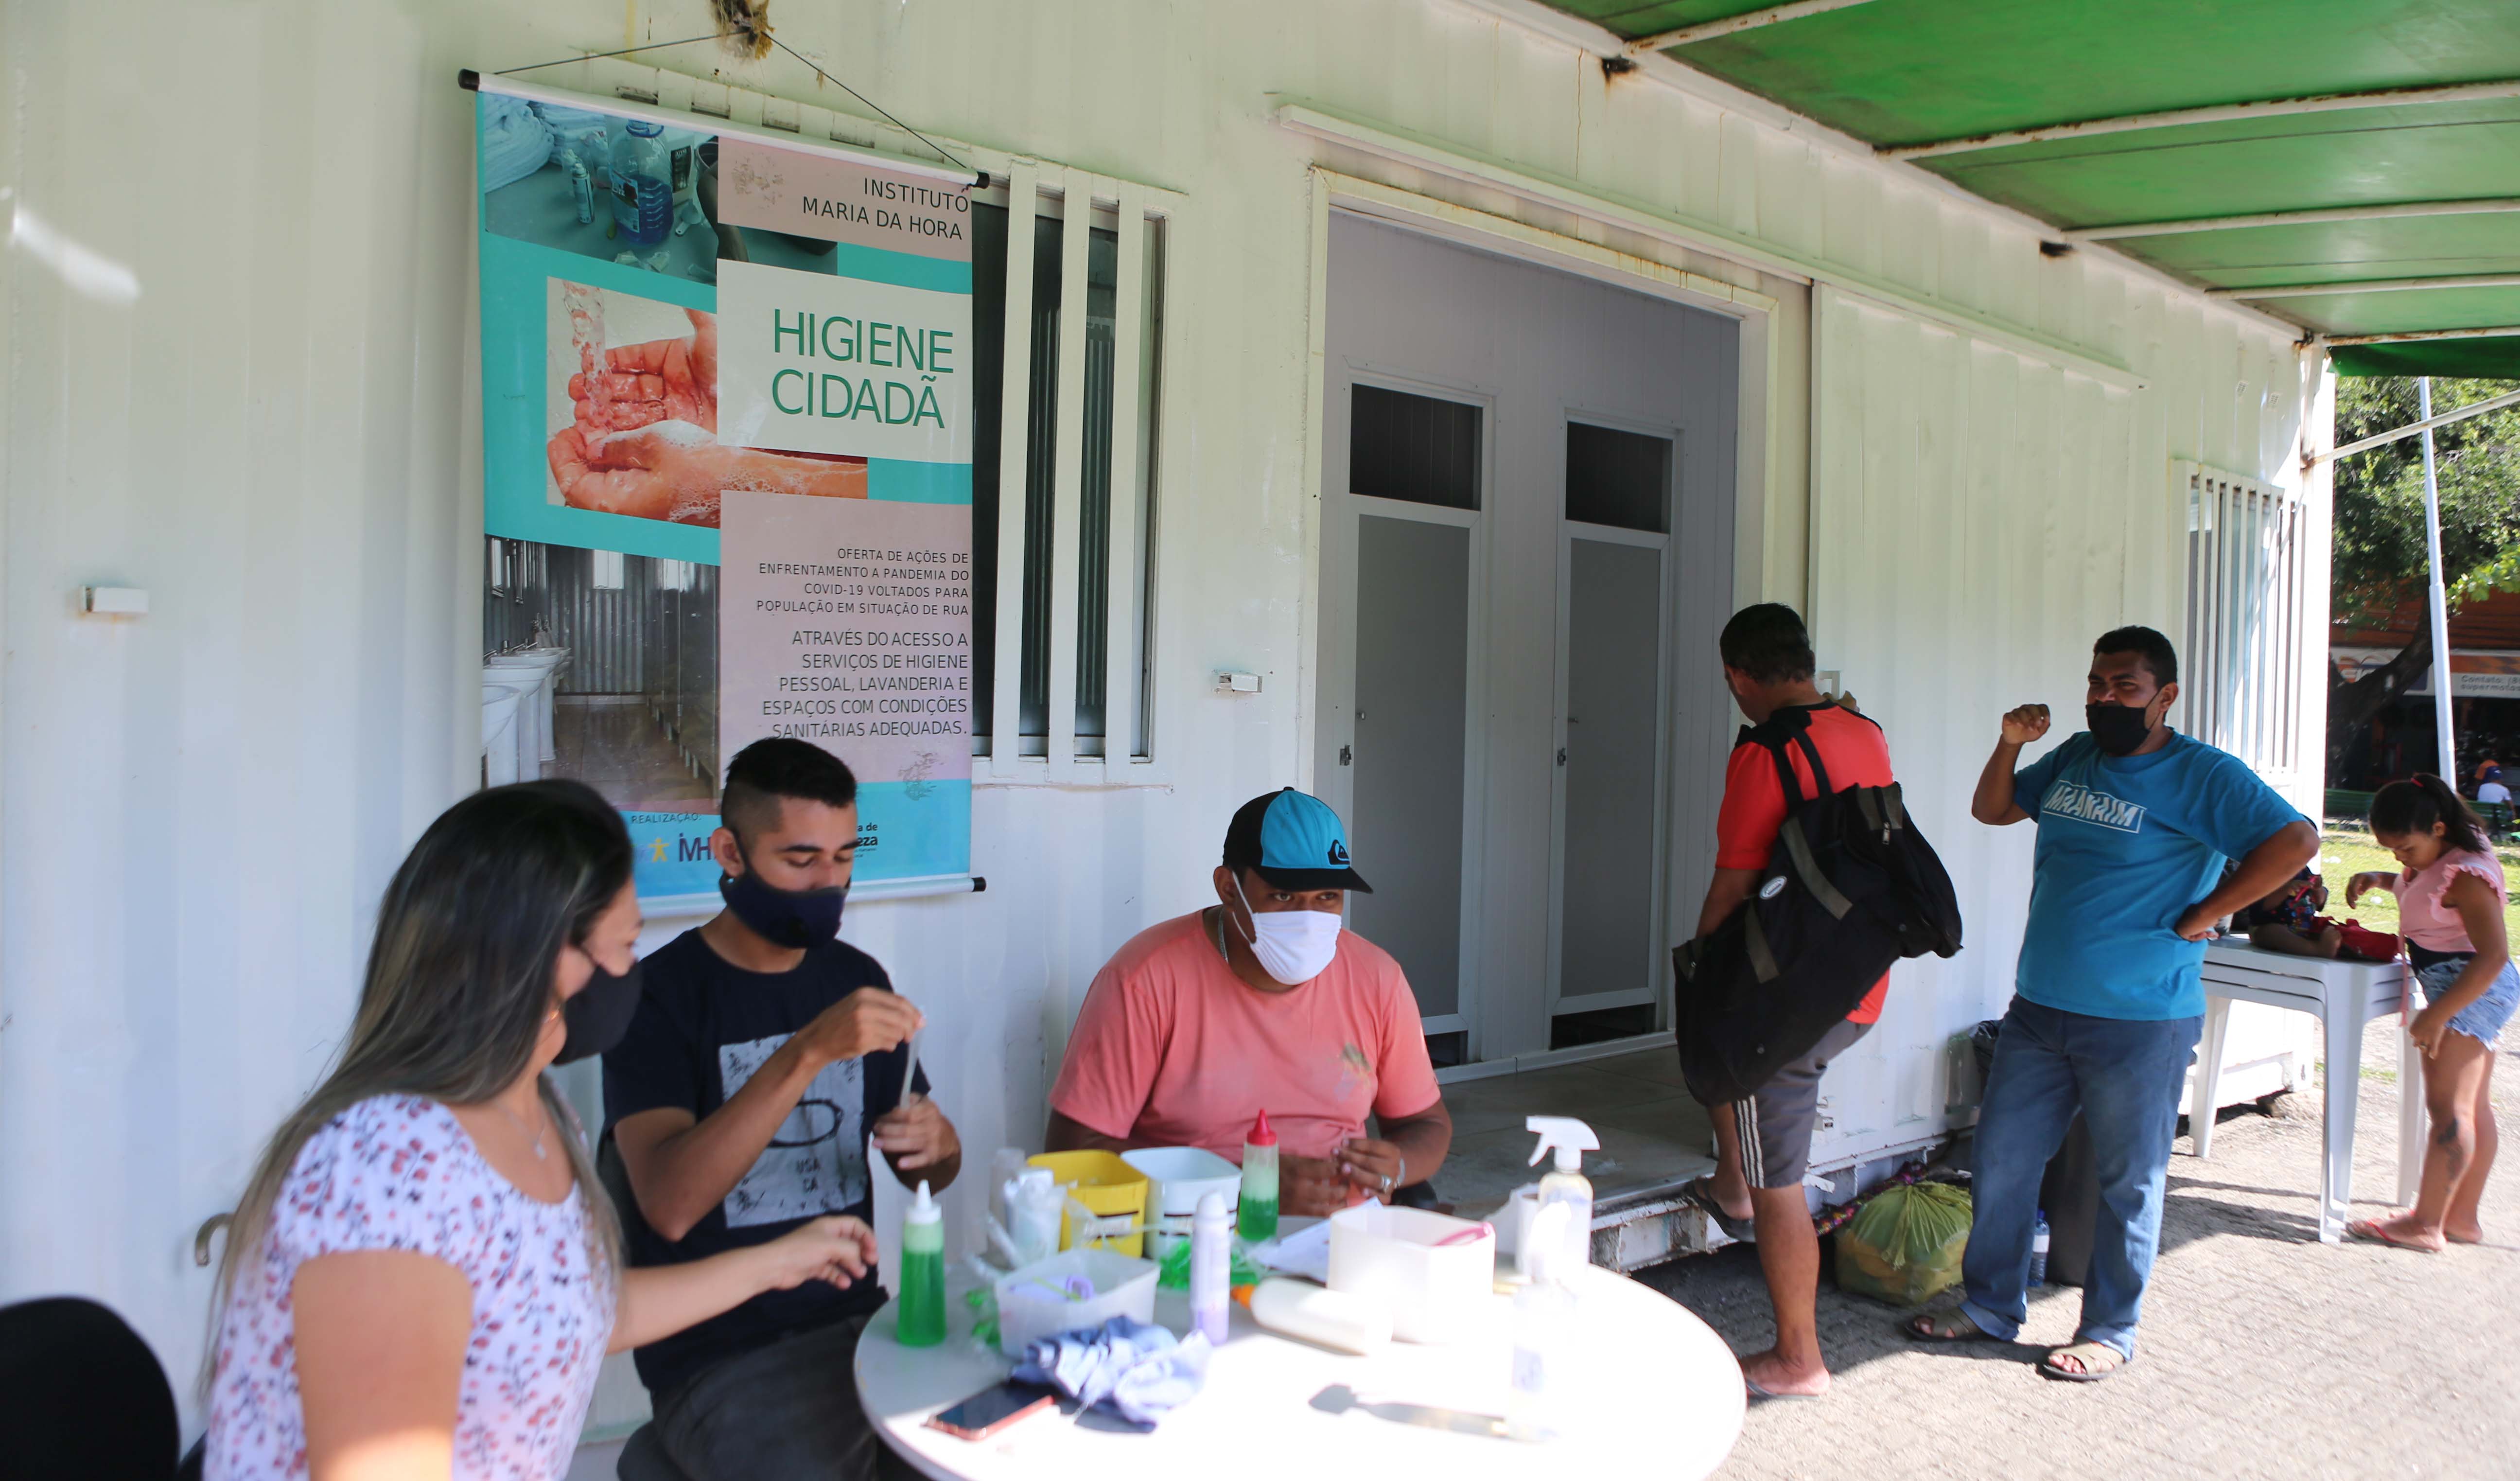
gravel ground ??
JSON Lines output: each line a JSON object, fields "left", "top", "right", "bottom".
{"left": 1633, "top": 1011, "right": 2520, "bottom": 1481}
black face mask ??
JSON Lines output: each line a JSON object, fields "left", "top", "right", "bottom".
{"left": 556, "top": 958, "right": 642, "bottom": 1064}
{"left": 721, "top": 855, "right": 847, "bottom": 949}
{"left": 2086, "top": 702, "right": 2157, "bottom": 758}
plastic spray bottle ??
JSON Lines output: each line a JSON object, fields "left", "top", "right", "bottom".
{"left": 1523, "top": 1116, "right": 1600, "bottom": 1282}
{"left": 896, "top": 1179, "right": 946, "bottom": 1347}
{"left": 1507, "top": 1117, "right": 1598, "bottom": 1442}
{"left": 1190, "top": 1191, "right": 1231, "bottom": 1345}
{"left": 1238, "top": 1110, "right": 1279, "bottom": 1243}
{"left": 1508, "top": 1215, "right": 1573, "bottom": 1441}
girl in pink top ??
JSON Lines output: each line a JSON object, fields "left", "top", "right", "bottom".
{"left": 2343, "top": 775, "right": 2518, "bottom": 1252}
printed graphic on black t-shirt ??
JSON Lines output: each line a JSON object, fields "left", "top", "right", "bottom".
{"left": 718, "top": 1037, "right": 867, "bottom": 1225}
{"left": 600, "top": 927, "right": 924, "bottom": 1397}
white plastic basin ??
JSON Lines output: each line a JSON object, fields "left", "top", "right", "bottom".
{"left": 992, "top": 1247, "right": 1158, "bottom": 1357}
{"left": 1120, "top": 1146, "right": 1242, "bottom": 1259}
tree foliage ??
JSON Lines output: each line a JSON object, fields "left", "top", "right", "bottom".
{"left": 2328, "top": 376, "right": 2520, "bottom": 776}
{"left": 2331, "top": 376, "right": 2520, "bottom": 618}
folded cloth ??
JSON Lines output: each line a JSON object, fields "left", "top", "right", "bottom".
{"left": 1013, "top": 1317, "right": 1211, "bottom": 1428}
{"left": 477, "top": 94, "right": 553, "bottom": 194}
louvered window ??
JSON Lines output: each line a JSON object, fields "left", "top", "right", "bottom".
{"left": 971, "top": 170, "right": 1170, "bottom": 773}
{"left": 2181, "top": 460, "right": 2311, "bottom": 786}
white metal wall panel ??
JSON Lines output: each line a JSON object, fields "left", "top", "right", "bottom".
{"left": 0, "top": 0, "right": 464, "bottom": 1411}
{"left": 1804, "top": 285, "right": 2158, "bottom": 1168}
{"left": 2, "top": 0, "right": 2321, "bottom": 1435}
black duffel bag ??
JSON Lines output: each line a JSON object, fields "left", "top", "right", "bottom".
{"left": 1674, "top": 708, "right": 1963, "bottom": 1106}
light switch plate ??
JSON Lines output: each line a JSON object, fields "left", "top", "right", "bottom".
{"left": 82, "top": 586, "right": 148, "bottom": 616}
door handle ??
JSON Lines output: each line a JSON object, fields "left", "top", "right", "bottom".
{"left": 1556, "top": 747, "right": 1567, "bottom": 766}
{"left": 1339, "top": 744, "right": 1353, "bottom": 766}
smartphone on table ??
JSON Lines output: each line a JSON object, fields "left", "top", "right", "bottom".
{"left": 923, "top": 1380, "right": 1060, "bottom": 1441}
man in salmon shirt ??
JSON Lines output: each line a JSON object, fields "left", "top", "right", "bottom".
{"left": 1682, "top": 602, "right": 1891, "bottom": 1401}
{"left": 1046, "top": 788, "right": 1453, "bottom": 1213}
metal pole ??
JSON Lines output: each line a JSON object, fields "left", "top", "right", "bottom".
{"left": 2317, "top": 386, "right": 2520, "bottom": 462}
{"left": 2419, "top": 377, "right": 2458, "bottom": 782}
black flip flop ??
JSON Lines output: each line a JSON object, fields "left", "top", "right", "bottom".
{"left": 1678, "top": 1177, "right": 1754, "bottom": 1242}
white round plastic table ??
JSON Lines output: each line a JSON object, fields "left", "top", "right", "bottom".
{"left": 854, "top": 1263, "right": 1746, "bottom": 1481}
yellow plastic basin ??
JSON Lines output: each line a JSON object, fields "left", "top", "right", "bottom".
{"left": 1026, "top": 1150, "right": 1149, "bottom": 1257}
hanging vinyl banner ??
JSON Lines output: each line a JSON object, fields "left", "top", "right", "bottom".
{"left": 470, "top": 79, "right": 975, "bottom": 899}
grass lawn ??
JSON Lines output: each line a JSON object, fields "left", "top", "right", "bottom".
{"left": 2315, "top": 824, "right": 2520, "bottom": 944}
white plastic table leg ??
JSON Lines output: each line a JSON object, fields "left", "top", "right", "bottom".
{"left": 2397, "top": 1015, "right": 2427, "bottom": 1209}
{"left": 2192, "top": 996, "right": 2235, "bottom": 1160}
{"left": 2319, "top": 992, "right": 2363, "bottom": 1244}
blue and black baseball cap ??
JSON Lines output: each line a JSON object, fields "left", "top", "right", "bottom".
{"left": 1223, "top": 787, "right": 1372, "bottom": 893}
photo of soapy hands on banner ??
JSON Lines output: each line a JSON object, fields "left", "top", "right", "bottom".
{"left": 485, "top": 94, "right": 871, "bottom": 529}
{"left": 543, "top": 282, "right": 867, "bottom": 526}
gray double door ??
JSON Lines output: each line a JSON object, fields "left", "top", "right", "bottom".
{"left": 1313, "top": 213, "right": 1738, "bottom": 1066}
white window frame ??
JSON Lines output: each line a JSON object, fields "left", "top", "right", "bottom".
{"left": 979, "top": 165, "right": 1180, "bottom": 784}
{"left": 2180, "top": 459, "right": 2312, "bottom": 789}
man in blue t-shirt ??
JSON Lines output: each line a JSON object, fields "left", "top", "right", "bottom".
{"left": 1905, "top": 626, "right": 2314, "bottom": 1381}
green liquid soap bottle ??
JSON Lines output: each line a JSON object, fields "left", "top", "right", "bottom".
{"left": 896, "top": 1179, "right": 946, "bottom": 1348}
{"left": 1238, "top": 1109, "right": 1279, "bottom": 1243}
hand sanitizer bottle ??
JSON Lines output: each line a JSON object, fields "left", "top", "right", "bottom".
{"left": 896, "top": 1180, "right": 946, "bottom": 1347}
{"left": 1238, "top": 1110, "right": 1279, "bottom": 1243}
{"left": 1523, "top": 1116, "right": 1600, "bottom": 1282}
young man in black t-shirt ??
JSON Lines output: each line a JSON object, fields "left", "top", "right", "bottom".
{"left": 605, "top": 739, "right": 962, "bottom": 1480}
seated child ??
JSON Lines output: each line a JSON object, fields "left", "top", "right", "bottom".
{"left": 2228, "top": 863, "right": 2398, "bottom": 962}
{"left": 2231, "top": 865, "right": 2339, "bottom": 956}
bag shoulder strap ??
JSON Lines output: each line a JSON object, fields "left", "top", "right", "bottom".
{"left": 1744, "top": 706, "right": 1834, "bottom": 810}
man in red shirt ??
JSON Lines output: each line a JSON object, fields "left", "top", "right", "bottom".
{"left": 1684, "top": 602, "right": 1892, "bottom": 1400}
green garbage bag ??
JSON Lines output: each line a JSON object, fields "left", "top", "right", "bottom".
{"left": 1833, "top": 1181, "right": 1971, "bottom": 1307}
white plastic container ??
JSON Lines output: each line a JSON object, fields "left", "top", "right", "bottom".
{"left": 1121, "top": 1146, "right": 1242, "bottom": 1258}
{"left": 1248, "top": 1277, "right": 1391, "bottom": 1355}
{"left": 991, "top": 1247, "right": 1158, "bottom": 1357}
{"left": 1326, "top": 1203, "right": 1496, "bottom": 1344}
{"left": 1189, "top": 1192, "right": 1231, "bottom": 1345}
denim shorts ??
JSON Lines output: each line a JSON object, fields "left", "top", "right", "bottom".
{"left": 2413, "top": 956, "right": 2520, "bottom": 1046}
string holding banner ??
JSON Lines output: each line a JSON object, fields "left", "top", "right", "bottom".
{"left": 470, "top": 28, "right": 971, "bottom": 177}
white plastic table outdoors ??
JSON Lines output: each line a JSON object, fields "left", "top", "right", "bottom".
{"left": 854, "top": 1262, "right": 1745, "bottom": 1481}
{"left": 2194, "top": 941, "right": 2424, "bottom": 1243}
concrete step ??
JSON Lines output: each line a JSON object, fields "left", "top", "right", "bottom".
{"left": 1590, "top": 1175, "right": 1732, "bottom": 1271}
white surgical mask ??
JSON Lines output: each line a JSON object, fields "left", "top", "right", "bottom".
{"left": 1233, "top": 876, "right": 1343, "bottom": 985}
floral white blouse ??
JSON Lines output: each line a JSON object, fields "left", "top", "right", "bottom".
{"left": 207, "top": 1093, "right": 614, "bottom": 1481}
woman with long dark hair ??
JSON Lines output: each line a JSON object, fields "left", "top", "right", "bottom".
{"left": 2345, "top": 774, "right": 2516, "bottom": 1251}
{"left": 204, "top": 781, "right": 876, "bottom": 1480}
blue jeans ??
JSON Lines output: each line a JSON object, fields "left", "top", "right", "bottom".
{"left": 1960, "top": 997, "right": 2201, "bottom": 1359}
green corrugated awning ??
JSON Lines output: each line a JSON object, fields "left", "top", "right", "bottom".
{"left": 1551, "top": 1, "right": 2520, "bottom": 376}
